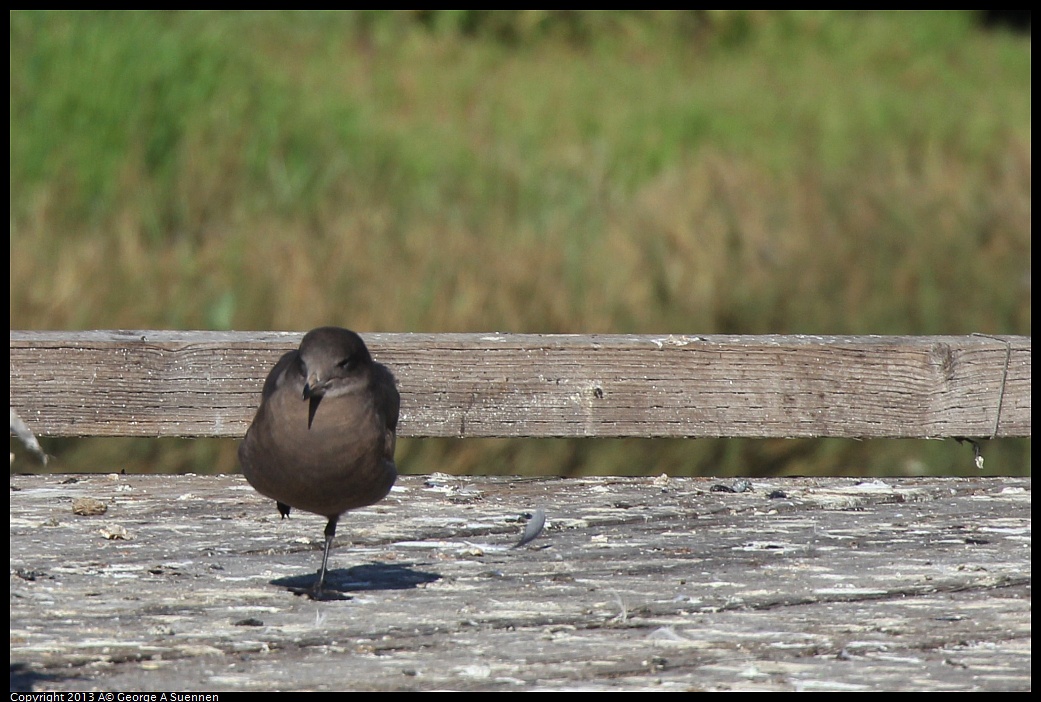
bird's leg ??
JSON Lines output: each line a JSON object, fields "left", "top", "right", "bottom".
{"left": 312, "top": 515, "right": 339, "bottom": 598}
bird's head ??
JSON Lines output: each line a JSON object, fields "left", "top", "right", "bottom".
{"left": 297, "top": 327, "right": 374, "bottom": 427}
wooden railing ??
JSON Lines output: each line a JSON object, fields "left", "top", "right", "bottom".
{"left": 9, "top": 331, "right": 1031, "bottom": 439}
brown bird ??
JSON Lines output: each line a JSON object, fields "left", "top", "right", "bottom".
{"left": 239, "top": 327, "right": 399, "bottom": 599}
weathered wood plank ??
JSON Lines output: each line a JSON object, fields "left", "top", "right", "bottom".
{"left": 9, "top": 474, "right": 1030, "bottom": 692}
{"left": 9, "top": 331, "right": 1030, "bottom": 439}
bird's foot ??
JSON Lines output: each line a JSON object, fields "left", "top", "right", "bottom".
{"left": 288, "top": 585, "right": 351, "bottom": 601}
{"left": 287, "top": 575, "right": 351, "bottom": 601}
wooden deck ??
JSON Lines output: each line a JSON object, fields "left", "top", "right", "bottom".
{"left": 10, "top": 473, "right": 1031, "bottom": 692}
{"left": 9, "top": 331, "right": 1031, "bottom": 690}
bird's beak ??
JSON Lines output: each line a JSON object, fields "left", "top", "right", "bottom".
{"left": 303, "top": 371, "right": 327, "bottom": 430}
{"left": 307, "top": 394, "right": 322, "bottom": 430}
{"left": 303, "top": 371, "right": 326, "bottom": 400}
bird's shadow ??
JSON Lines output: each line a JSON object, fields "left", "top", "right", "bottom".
{"left": 271, "top": 562, "right": 440, "bottom": 599}
{"left": 10, "top": 662, "right": 72, "bottom": 692}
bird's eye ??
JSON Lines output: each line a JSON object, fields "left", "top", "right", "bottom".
{"left": 338, "top": 358, "right": 354, "bottom": 370}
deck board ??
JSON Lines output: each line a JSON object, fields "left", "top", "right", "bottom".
{"left": 9, "top": 474, "right": 1030, "bottom": 691}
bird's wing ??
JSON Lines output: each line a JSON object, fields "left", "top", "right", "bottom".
{"left": 372, "top": 363, "right": 400, "bottom": 461}
{"left": 372, "top": 363, "right": 400, "bottom": 432}
{"left": 261, "top": 350, "right": 301, "bottom": 400}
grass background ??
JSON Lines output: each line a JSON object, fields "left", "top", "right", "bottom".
{"left": 9, "top": 10, "right": 1031, "bottom": 477}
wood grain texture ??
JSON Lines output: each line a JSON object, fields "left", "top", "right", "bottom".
{"left": 9, "top": 331, "right": 1031, "bottom": 439}
{"left": 9, "top": 474, "right": 1031, "bottom": 692}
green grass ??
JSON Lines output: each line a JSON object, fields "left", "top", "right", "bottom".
{"left": 9, "top": 11, "right": 1030, "bottom": 477}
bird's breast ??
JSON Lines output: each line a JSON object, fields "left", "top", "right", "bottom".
{"left": 240, "top": 389, "right": 396, "bottom": 517}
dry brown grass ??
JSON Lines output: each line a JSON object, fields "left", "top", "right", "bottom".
{"left": 9, "top": 11, "right": 1030, "bottom": 476}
